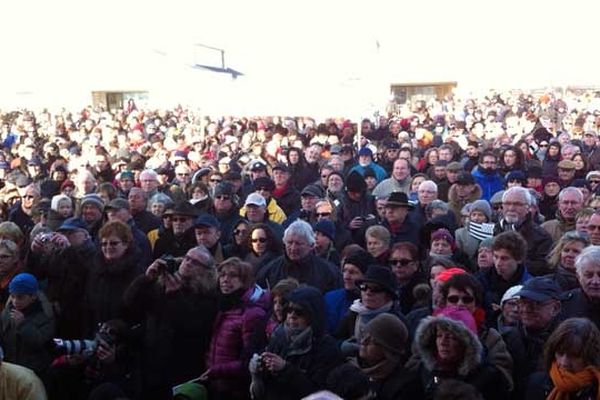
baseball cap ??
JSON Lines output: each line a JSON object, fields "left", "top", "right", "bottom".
{"left": 245, "top": 193, "right": 266, "bottom": 207}
{"left": 57, "top": 217, "right": 88, "bottom": 232}
{"left": 105, "top": 198, "right": 130, "bottom": 211}
{"left": 517, "top": 277, "right": 564, "bottom": 302}
{"left": 193, "top": 214, "right": 221, "bottom": 229}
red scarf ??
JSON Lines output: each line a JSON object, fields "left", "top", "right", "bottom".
{"left": 548, "top": 361, "right": 600, "bottom": 400}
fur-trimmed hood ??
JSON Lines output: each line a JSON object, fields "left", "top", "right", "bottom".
{"left": 448, "top": 182, "right": 482, "bottom": 206}
{"left": 414, "top": 315, "right": 483, "bottom": 377}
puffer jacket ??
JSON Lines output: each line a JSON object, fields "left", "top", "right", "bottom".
{"left": 413, "top": 315, "right": 511, "bottom": 400}
{"left": 205, "top": 285, "right": 270, "bottom": 397}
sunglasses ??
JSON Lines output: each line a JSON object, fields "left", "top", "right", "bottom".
{"left": 210, "top": 178, "right": 222, "bottom": 183}
{"left": 359, "top": 283, "right": 385, "bottom": 293}
{"left": 589, "top": 180, "right": 600, "bottom": 184}
{"left": 389, "top": 258, "right": 414, "bottom": 267}
{"left": 22, "top": 195, "right": 35, "bottom": 199}
{"left": 446, "top": 294, "right": 475, "bottom": 305}
{"left": 251, "top": 237, "right": 267, "bottom": 243}
{"left": 316, "top": 212, "right": 331, "bottom": 217}
{"left": 172, "top": 217, "right": 190, "bottom": 223}
{"left": 285, "top": 305, "right": 306, "bottom": 317}
{"left": 177, "top": 173, "right": 190, "bottom": 177}
{"left": 233, "top": 229, "right": 247, "bottom": 236}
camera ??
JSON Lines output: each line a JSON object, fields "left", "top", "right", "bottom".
{"left": 160, "top": 254, "right": 178, "bottom": 275}
{"left": 53, "top": 329, "right": 115, "bottom": 358}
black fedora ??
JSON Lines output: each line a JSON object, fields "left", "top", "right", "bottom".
{"left": 355, "top": 266, "right": 398, "bottom": 299}
{"left": 385, "top": 191, "right": 414, "bottom": 209}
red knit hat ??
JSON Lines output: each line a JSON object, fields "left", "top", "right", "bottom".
{"left": 436, "top": 267, "right": 467, "bottom": 283}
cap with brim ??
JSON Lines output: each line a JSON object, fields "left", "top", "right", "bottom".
{"left": 301, "top": 185, "right": 324, "bottom": 198}
{"left": 250, "top": 161, "right": 267, "bottom": 171}
{"left": 163, "top": 202, "right": 199, "bottom": 217}
{"left": 385, "top": 191, "right": 415, "bottom": 209}
{"left": 516, "top": 277, "right": 564, "bottom": 302}
{"left": 224, "top": 171, "right": 242, "bottom": 180}
{"left": 355, "top": 266, "right": 398, "bottom": 299}
{"left": 194, "top": 214, "right": 221, "bottom": 229}
{"left": 245, "top": 193, "right": 266, "bottom": 207}
{"left": 105, "top": 198, "right": 129, "bottom": 211}
{"left": 272, "top": 163, "right": 289, "bottom": 173}
{"left": 57, "top": 217, "right": 88, "bottom": 231}
{"left": 119, "top": 171, "right": 134, "bottom": 180}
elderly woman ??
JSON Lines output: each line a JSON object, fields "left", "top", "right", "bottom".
{"left": 0, "top": 240, "right": 23, "bottom": 312}
{"left": 249, "top": 286, "right": 342, "bottom": 400}
{"left": 335, "top": 266, "right": 402, "bottom": 357}
{"left": 244, "top": 223, "right": 281, "bottom": 274}
{"left": 547, "top": 231, "right": 589, "bottom": 291}
{"left": 365, "top": 225, "right": 391, "bottom": 264}
{"left": 148, "top": 192, "right": 174, "bottom": 219}
{"left": 0, "top": 222, "right": 26, "bottom": 261}
{"left": 201, "top": 257, "right": 269, "bottom": 399}
{"left": 84, "top": 221, "right": 141, "bottom": 336}
{"left": 527, "top": 318, "right": 600, "bottom": 400}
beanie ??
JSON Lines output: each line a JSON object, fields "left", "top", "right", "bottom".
{"left": 431, "top": 228, "right": 455, "bottom": 250}
{"left": 343, "top": 250, "right": 374, "bottom": 274}
{"left": 434, "top": 305, "right": 478, "bottom": 334}
{"left": 346, "top": 171, "right": 367, "bottom": 192}
{"left": 436, "top": 267, "right": 467, "bottom": 283}
{"left": 314, "top": 220, "right": 335, "bottom": 241}
{"left": 478, "top": 237, "right": 494, "bottom": 249}
{"left": 9, "top": 273, "right": 39, "bottom": 294}
{"left": 364, "top": 314, "right": 408, "bottom": 356}
{"left": 80, "top": 194, "right": 105, "bottom": 211}
{"left": 469, "top": 200, "right": 492, "bottom": 221}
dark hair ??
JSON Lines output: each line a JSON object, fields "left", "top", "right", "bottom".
{"left": 543, "top": 318, "right": 600, "bottom": 370}
{"left": 479, "top": 150, "right": 497, "bottom": 164}
{"left": 492, "top": 231, "right": 528, "bottom": 262}
{"left": 440, "top": 273, "right": 484, "bottom": 307}
{"left": 96, "top": 182, "right": 117, "bottom": 202}
{"left": 390, "top": 242, "right": 418, "bottom": 260}
{"left": 326, "top": 363, "right": 372, "bottom": 400}
{"left": 217, "top": 257, "right": 255, "bottom": 289}
{"left": 246, "top": 223, "right": 281, "bottom": 254}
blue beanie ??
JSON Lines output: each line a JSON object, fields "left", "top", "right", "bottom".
{"left": 314, "top": 220, "right": 336, "bottom": 241}
{"left": 9, "top": 273, "right": 39, "bottom": 294}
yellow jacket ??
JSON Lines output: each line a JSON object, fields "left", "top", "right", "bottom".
{"left": 239, "top": 197, "right": 286, "bottom": 224}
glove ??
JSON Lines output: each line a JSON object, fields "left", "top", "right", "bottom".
{"left": 249, "top": 353, "right": 261, "bottom": 375}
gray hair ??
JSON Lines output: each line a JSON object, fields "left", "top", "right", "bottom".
{"left": 502, "top": 186, "right": 533, "bottom": 206}
{"left": 140, "top": 169, "right": 158, "bottom": 180}
{"left": 283, "top": 220, "right": 316, "bottom": 246}
{"left": 427, "top": 200, "right": 449, "bottom": 213}
{"left": 575, "top": 245, "right": 600, "bottom": 276}
{"left": 558, "top": 187, "right": 584, "bottom": 203}
{"left": 149, "top": 192, "right": 174, "bottom": 207}
{"left": 419, "top": 180, "right": 438, "bottom": 193}
{"left": 0, "top": 239, "right": 19, "bottom": 258}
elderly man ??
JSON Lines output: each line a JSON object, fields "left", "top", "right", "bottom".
{"left": 415, "top": 180, "right": 438, "bottom": 223}
{"left": 271, "top": 163, "right": 300, "bottom": 216}
{"left": 124, "top": 245, "right": 218, "bottom": 399}
{"left": 105, "top": 198, "right": 152, "bottom": 268}
{"left": 562, "top": 246, "right": 600, "bottom": 328}
{"left": 382, "top": 191, "right": 420, "bottom": 246}
{"left": 193, "top": 214, "right": 227, "bottom": 263}
{"left": 153, "top": 202, "right": 198, "bottom": 259}
{"left": 348, "top": 148, "right": 387, "bottom": 183}
{"left": 129, "top": 187, "right": 161, "bottom": 234}
{"left": 8, "top": 184, "right": 40, "bottom": 236}
{"left": 241, "top": 193, "right": 284, "bottom": 239}
{"left": 541, "top": 187, "right": 584, "bottom": 241}
{"left": 256, "top": 220, "right": 342, "bottom": 293}
{"left": 212, "top": 182, "right": 240, "bottom": 245}
{"left": 371, "top": 158, "right": 412, "bottom": 200}
{"left": 139, "top": 169, "right": 160, "bottom": 200}
{"left": 78, "top": 193, "right": 105, "bottom": 240}
{"left": 556, "top": 159, "right": 576, "bottom": 188}
{"left": 494, "top": 187, "right": 553, "bottom": 276}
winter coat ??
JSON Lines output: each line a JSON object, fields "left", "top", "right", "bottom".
{"left": 367, "top": 360, "right": 424, "bottom": 400}
{"left": 245, "top": 251, "right": 279, "bottom": 275}
{"left": 27, "top": 239, "right": 96, "bottom": 338}
{"left": 382, "top": 216, "right": 422, "bottom": 247}
{"left": 205, "top": 286, "right": 270, "bottom": 397}
{"left": 336, "top": 191, "right": 377, "bottom": 239}
{"left": 539, "top": 194, "right": 559, "bottom": 221}
{"left": 371, "top": 177, "right": 411, "bottom": 200}
{"left": 0, "top": 361, "right": 48, "bottom": 400}
{"left": 455, "top": 224, "right": 482, "bottom": 265}
{"left": 472, "top": 167, "right": 504, "bottom": 202}
{"left": 494, "top": 217, "right": 553, "bottom": 276}
{"left": 540, "top": 211, "right": 576, "bottom": 242}
{"left": 547, "top": 266, "right": 580, "bottom": 291}
{"left": 447, "top": 183, "right": 483, "bottom": 225}
{"left": 123, "top": 274, "right": 218, "bottom": 399}
{"left": 397, "top": 271, "right": 428, "bottom": 315}
{"left": 132, "top": 210, "right": 161, "bottom": 234}
{"left": 256, "top": 253, "right": 342, "bottom": 293}
{"left": 152, "top": 228, "right": 196, "bottom": 259}
{"left": 561, "top": 288, "right": 600, "bottom": 329}
{"left": 348, "top": 162, "right": 388, "bottom": 183}
{"left": 252, "top": 287, "right": 342, "bottom": 400}
{"left": 239, "top": 198, "right": 287, "bottom": 224}
{"left": 525, "top": 371, "right": 599, "bottom": 400}
{"left": 215, "top": 211, "right": 243, "bottom": 246}
{"left": 412, "top": 315, "right": 511, "bottom": 400}
{"left": 0, "top": 297, "right": 55, "bottom": 376}
{"left": 84, "top": 250, "right": 141, "bottom": 336}
{"left": 323, "top": 288, "right": 358, "bottom": 334}
{"left": 272, "top": 184, "right": 301, "bottom": 217}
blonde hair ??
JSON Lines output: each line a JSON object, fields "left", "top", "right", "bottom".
{"left": 365, "top": 225, "right": 391, "bottom": 247}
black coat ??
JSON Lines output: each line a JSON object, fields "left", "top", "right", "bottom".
{"left": 256, "top": 253, "right": 342, "bottom": 293}
{"left": 369, "top": 362, "right": 424, "bottom": 400}
{"left": 123, "top": 275, "right": 218, "bottom": 399}
{"left": 273, "top": 185, "right": 301, "bottom": 217}
{"left": 561, "top": 288, "right": 600, "bottom": 329}
{"left": 132, "top": 210, "right": 161, "bottom": 234}
{"left": 152, "top": 228, "right": 196, "bottom": 259}
{"left": 84, "top": 250, "right": 141, "bottom": 336}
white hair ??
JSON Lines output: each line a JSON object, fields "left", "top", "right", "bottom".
{"left": 284, "top": 219, "right": 316, "bottom": 246}
{"left": 140, "top": 169, "right": 158, "bottom": 180}
{"left": 51, "top": 194, "right": 72, "bottom": 211}
{"left": 558, "top": 187, "right": 584, "bottom": 203}
{"left": 575, "top": 245, "right": 600, "bottom": 276}
{"left": 419, "top": 180, "right": 438, "bottom": 192}
{"left": 502, "top": 186, "right": 533, "bottom": 206}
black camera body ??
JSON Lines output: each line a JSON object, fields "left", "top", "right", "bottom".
{"left": 160, "top": 254, "right": 178, "bottom": 274}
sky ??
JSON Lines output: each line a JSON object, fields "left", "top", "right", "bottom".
{"left": 2, "top": 0, "right": 600, "bottom": 114}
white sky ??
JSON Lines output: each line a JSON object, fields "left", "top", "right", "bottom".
{"left": 2, "top": 0, "right": 600, "bottom": 114}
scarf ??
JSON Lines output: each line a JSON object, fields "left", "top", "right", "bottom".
{"left": 284, "top": 326, "right": 314, "bottom": 357}
{"left": 548, "top": 361, "right": 600, "bottom": 400}
{"left": 217, "top": 288, "right": 244, "bottom": 311}
{"left": 360, "top": 356, "right": 401, "bottom": 381}
{"left": 350, "top": 299, "right": 393, "bottom": 341}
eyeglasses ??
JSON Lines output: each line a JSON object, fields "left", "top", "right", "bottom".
{"left": 162, "top": 214, "right": 173, "bottom": 219}
{"left": 359, "top": 284, "right": 385, "bottom": 294}
{"left": 177, "top": 173, "right": 190, "bottom": 177}
{"left": 257, "top": 187, "right": 270, "bottom": 192}
{"left": 22, "top": 195, "right": 35, "bottom": 199}
{"left": 589, "top": 180, "right": 600, "bottom": 184}
{"left": 0, "top": 254, "right": 13, "bottom": 260}
{"left": 446, "top": 294, "right": 475, "bottom": 305}
{"left": 389, "top": 258, "right": 414, "bottom": 267}
{"left": 539, "top": 144, "right": 549, "bottom": 148}
{"left": 101, "top": 240, "right": 122, "bottom": 247}
{"left": 285, "top": 305, "right": 306, "bottom": 317}
{"left": 502, "top": 201, "right": 527, "bottom": 208}
{"left": 215, "top": 195, "right": 230, "bottom": 200}
{"left": 184, "top": 255, "right": 210, "bottom": 269}
{"left": 233, "top": 229, "right": 247, "bottom": 236}
{"left": 172, "top": 217, "right": 190, "bottom": 223}
{"left": 316, "top": 212, "right": 331, "bottom": 218}
{"left": 210, "top": 178, "right": 222, "bottom": 183}
{"left": 251, "top": 237, "right": 267, "bottom": 243}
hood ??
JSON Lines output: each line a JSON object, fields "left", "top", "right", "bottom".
{"left": 415, "top": 315, "right": 483, "bottom": 377}
{"left": 286, "top": 286, "right": 326, "bottom": 337}
{"left": 448, "top": 183, "right": 482, "bottom": 205}
{"left": 244, "top": 284, "right": 272, "bottom": 312}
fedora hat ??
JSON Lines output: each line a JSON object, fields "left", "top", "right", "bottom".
{"left": 385, "top": 191, "right": 414, "bottom": 209}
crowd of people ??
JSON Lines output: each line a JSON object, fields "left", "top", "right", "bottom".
{"left": 1, "top": 89, "right": 600, "bottom": 399}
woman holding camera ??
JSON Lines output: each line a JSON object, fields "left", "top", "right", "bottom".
{"left": 200, "top": 257, "right": 270, "bottom": 399}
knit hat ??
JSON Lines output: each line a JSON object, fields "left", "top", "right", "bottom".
{"left": 506, "top": 170, "right": 527, "bottom": 184}
{"left": 489, "top": 190, "right": 505, "bottom": 206}
{"left": 314, "top": 220, "right": 336, "bottom": 241}
{"left": 478, "top": 237, "right": 494, "bottom": 249}
{"left": 434, "top": 305, "right": 478, "bottom": 334}
{"left": 542, "top": 176, "right": 561, "bottom": 187}
{"left": 435, "top": 267, "right": 467, "bottom": 283}
{"left": 9, "top": 273, "right": 39, "bottom": 294}
{"left": 346, "top": 171, "right": 367, "bottom": 192}
{"left": 358, "top": 147, "right": 373, "bottom": 158}
{"left": 431, "top": 228, "right": 455, "bottom": 250}
{"left": 501, "top": 285, "right": 523, "bottom": 305}
{"left": 343, "top": 250, "right": 374, "bottom": 274}
{"left": 302, "top": 184, "right": 325, "bottom": 198}
{"left": 363, "top": 314, "right": 408, "bottom": 357}
{"left": 469, "top": 200, "right": 492, "bottom": 221}
{"left": 80, "top": 194, "right": 105, "bottom": 211}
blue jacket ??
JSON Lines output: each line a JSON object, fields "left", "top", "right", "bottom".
{"left": 324, "top": 289, "right": 357, "bottom": 334}
{"left": 471, "top": 167, "right": 504, "bottom": 202}
{"left": 348, "top": 162, "right": 388, "bottom": 183}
